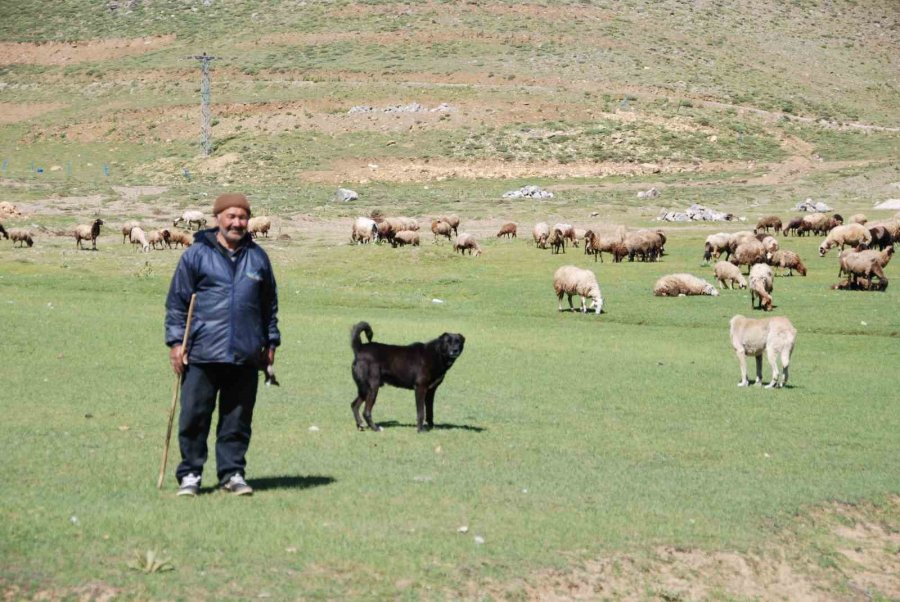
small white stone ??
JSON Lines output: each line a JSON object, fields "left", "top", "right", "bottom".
{"left": 474, "top": 535, "right": 485, "bottom": 545}
{"left": 432, "top": 299, "right": 444, "bottom": 304}
{"left": 457, "top": 526, "right": 469, "bottom": 533}
{"left": 860, "top": 321, "right": 867, "bottom": 326}
{"left": 308, "top": 426, "right": 320, "bottom": 432}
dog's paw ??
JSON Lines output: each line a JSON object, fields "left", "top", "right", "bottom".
{"left": 737, "top": 381, "right": 748, "bottom": 387}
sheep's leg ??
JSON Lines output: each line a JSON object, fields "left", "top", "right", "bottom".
{"left": 415, "top": 385, "right": 428, "bottom": 433}
{"left": 736, "top": 350, "right": 750, "bottom": 387}
{"left": 754, "top": 355, "right": 764, "bottom": 386}
{"left": 579, "top": 295, "right": 587, "bottom": 313}
{"left": 424, "top": 388, "right": 437, "bottom": 430}
{"left": 567, "top": 293, "right": 575, "bottom": 311}
{"left": 557, "top": 291, "right": 565, "bottom": 312}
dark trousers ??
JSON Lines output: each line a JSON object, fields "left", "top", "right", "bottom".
{"left": 176, "top": 363, "right": 259, "bottom": 485}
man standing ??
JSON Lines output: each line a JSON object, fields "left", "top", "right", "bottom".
{"left": 165, "top": 193, "right": 280, "bottom": 497}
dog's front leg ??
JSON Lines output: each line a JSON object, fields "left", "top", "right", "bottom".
{"left": 736, "top": 349, "right": 749, "bottom": 387}
{"left": 424, "top": 388, "right": 437, "bottom": 430}
{"left": 415, "top": 385, "right": 428, "bottom": 433}
{"left": 754, "top": 355, "right": 763, "bottom": 386}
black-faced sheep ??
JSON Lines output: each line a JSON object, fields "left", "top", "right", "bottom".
{"left": 653, "top": 273, "right": 719, "bottom": 297}
{"left": 453, "top": 233, "right": 482, "bottom": 256}
{"left": 392, "top": 230, "right": 420, "bottom": 247}
{"left": 532, "top": 222, "right": 550, "bottom": 249}
{"left": 547, "top": 228, "right": 566, "bottom": 254}
{"left": 703, "top": 232, "right": 734, "bottom": 263}
{"left": 818, "top": 223, "right": 871, "bottom": 256}
{"left": 553, "top": 223, "right": 578, "bottom": 247}
{"left": 783, "top": 216, "right": 804, "bottom": 236}
{"left": 755, "top": 215, "right": 782, "bottom": 234}
{"left": 432, "top": 219, "right": 453, "bottom": 243}
{"left": 496, "top": 222, "right": 517, "bottom": 239}
{"left": 749, "top": 263, "right": 774, "bottom": 311}
{"left": 767, "top": 249, "right": 807, "bottom": 276}
{"left": 174, "top": 210, "right": 207, "bottom": 231}
{"left": 75, "top": 218, "right": 104, "bottom": 250}
{"left": 553, "top": 265, "right": 604, "bottom": 314}
{"left": 248, "top": 216, "right": 272, "bottom": 238}
{"left": 714, "top": 261, "right": 747, "bottom": 290}
{"left": 148, "top": 229, "right": 171, "bottom": 250}
{"left": 8, "top": 228, "right": 34, "bottom": 248}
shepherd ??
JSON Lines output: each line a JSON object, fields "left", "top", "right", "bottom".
{"left": 164, "top": 193, "right": 281, "bottom": 497}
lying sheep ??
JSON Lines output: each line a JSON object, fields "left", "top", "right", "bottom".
{"left": 148, "top": 229, "right": 171, "bottom": 250}
{"left": 75, "top": 218, "right": 104, "bottom": 250}
{"left": 818, "top": 223, "right": 871, "bottom": 256}
{"left": 168, "top": 229, "right": 193, "bottom": 248}
{"left": 174, "top": 210, "right": 207, "bottom": 231}
{"left": 121, "top": 220, "right": 140, "bottom": 244}
{"left": 392, "top": 230, "right": 420, "bottom": 247}
{"left": 432, "top": 219, "right": 453, "bottom": 243}
{"left": 129, "top": 226, "right": 151, "bottom": 253}
{"left": 496, "top": 222, "right": 517, "bottom": 239}
{"left": 653, "top": 273, "right": 719, "bottom": 297}
{"left": 729, "top": 239, "right": 767, "bottom": 272}
{"left": 767, "top": 249, "right": 807, "bottom": 276}
{"left": 755, "top": 215, "right": 782, "bottom": 234}
{"left": 749, "top": 263, "right": 774, "bottom": 311}
{"left": 553, "top": 265, "right": 604, "bottom": 314}
{"left": 453, "top": 233, "right": 482, "bottom": 256}
{"left": 729, "top": 315, "right": 796, "bottom": 388}
{"left": 439, "top": 214, "right": 460, "bottom": 236}
{"left": 248, "top": 216, "right": 272, "bottom": 238}
{"left": 8, "top": 228, "right": 34, "bottom": 248}
{"left": 532, "top": 222, "right": 550, "bottom": 249}
{"left": 714, "top": 261, "right": 747, "bottom": 289}
{"left": 352, "top": 217, "right": 378, "bottom": 244}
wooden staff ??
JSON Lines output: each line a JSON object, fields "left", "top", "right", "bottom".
{"left": 157, "top": 293, "right": 197, "bottom": 489}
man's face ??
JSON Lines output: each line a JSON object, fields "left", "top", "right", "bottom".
{"left": 217, "top": 207, "right": 249, "bottom": 244}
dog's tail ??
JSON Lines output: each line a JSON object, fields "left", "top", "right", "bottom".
{"left": 351, "top": 321, "right": 373, "bottom": 353}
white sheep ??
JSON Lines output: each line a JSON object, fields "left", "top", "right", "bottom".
{"left": 749, "top": 263, "right": 774, "bottom": 311}
{"left": 553, "top": 265, "right": 604, "bottom": 314}
{"left": 129, "top": 226, "right": 151, "bottom": 253}
{"left": 714, "top": 261, "right": 747, "bottom": 289}
{"left": 351, "top": 217, "right": 378, "bottom": 244}
{"left": 8, "top": 228, "right": 34, "bottom": 248}
{"left": 703, "top": 232, "right": 734, "bottom": 263}
{"left": 453, "top": 233, "right": 482, "bottom": 256}
{"left": 248, "top": 216, "right": 272, "bottom": 238}
{"left": 532, "top": 222, "right": 550, "bottom": 248}
{"left": 653, "top": 274, "right": 719, "bottom": 297}
{"left": 74, "top": 218, "right": 104, "bottom": 250}
{"left": 759, "top": 235, "right": 779, "bottom": 254}
{"left": 818, "top": 223, "right": 872, "bottom": 256}
{"left": 849, "top": 213, "right": 867, "bottom": 225}
{"left": 174, "top": 210, "right": 207, "bottom": 231}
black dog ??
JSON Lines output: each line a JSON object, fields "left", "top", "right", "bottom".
{"left": 350, "top": 321, "right": 465, "bottom": 432}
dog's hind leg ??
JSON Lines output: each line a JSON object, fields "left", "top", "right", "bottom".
{"left": 765, "top": 346, "right": 780, "bottom": 388}
{"left": 362, "top": 388, "right": 382, "bottom": 432}
{"left": 351, "top": 392, "right": 367, "bottom": 431}
{"left": 780, "top": 347, "right": 792, "bottom": 387}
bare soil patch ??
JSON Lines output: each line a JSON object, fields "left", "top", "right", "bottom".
{"left": 0, "top": 102, "right": 66, "bottom": 124}
{"left": 0, "top": 35, "right": 176, "bottom": 66}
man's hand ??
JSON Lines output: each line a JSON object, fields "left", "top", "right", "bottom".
{"left": 259, "top": 346, "right": 276, "bottom": 367}
{"left": 170, "top": 344, "right": 187, "bottom": 375}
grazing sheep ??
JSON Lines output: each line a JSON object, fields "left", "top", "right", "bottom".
{"left": 866, "top": 225, "right": 893, "bottom": 251}
{"left": 703, "top": 232, "right": 734, "bottom": 263}
{"left": 818, "top": 223, "right": 871, "bottom": 256}
{"left": 767, "top": 249, "right": 807, "bottom": 276}
{"left": 351, "top": 217, "right": 378, "bottom": 244}
{"left": 168, "top": 229, "right": 193, "bottom": 248}
{"left": 553, "top": 265, "right": 604, "bottom": 314}
{"left": 797, "top": 212, "right": 831, "bottom": 236}
{"left": 849, "top": 213, "right": 867, "bottom": 225}
{"left": 547, "top": 228, "right": 566, "bottom": 254}
{"left": 625, "top": 229, "right": 664, "bottom": 262}
{"left": 553, "top": 223, "right": 578, "bottom": 247}
{"left": 583, "top": 229, "right": 623, "bottom": 263}
{"left": 174, "top": 210, "right": 207, "bottom": 231}
{"left": 783, "top": 216, "right": 804, "bottom": 236}
{"left": 653, "top": 273, "right": 719, "bottom": 297}
{"left": 758, "top": 235, "right": 779, "bottom": 254}
{"left": 453, "top": 233, "right": 482, "bottom": 256}
{"left": 129, "top": 226, "right": 151, "bottom": 253}
{"left": 396, "top": 216, "right": 419, "bottom": 231}
{"left": 749, "top": 263, "right": 774, "bottom": 311}
{"left": 532, "top": 222, "right": 550, "bottom": 249}
{"left": 729, "top": 315, "right": 796, "bottom": 388}
{"left": 8, "top": 228, "right": 34, "bottom": 248}
{"left": 74, "top": 218, "right": 104, "bottom": 250}
{"left": 496, "top": 222, "right": 517, "bottom": 239}
{"left": 867, "top": 218, "right": 900, "bottom": 247}
{"left": 248, "top": 215, "right": 272, "bottom": 238}
{"left": 121, "top": 220, "right": 140, "bottom": 244}
{"left": 392, "top": 230, "right": 420, "bottom": 247}
{"left": 375, "top": 221, "right": 395, "bottom": 244}
{"left": 755, "top": 215, "right": 783, "bottom": 234}
{"left": 431, "top": 219, "right": 453, "bottom": 243}
{"left": 714, "top": 261, "right": 747, "bottom": 289}
{"left": 148, "top": 229, "right": 171, "bottom": 250}
{"left": 439, "top": 214, "right": 460, "bottom": 236}
{"left": 729, "top": 239, "right": 767, "bottom": 271}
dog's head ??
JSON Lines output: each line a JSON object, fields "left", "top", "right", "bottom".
{"left": 438, "top": 333, "right": 465, "bottom": 361}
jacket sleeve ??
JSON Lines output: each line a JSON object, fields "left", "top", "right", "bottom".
{"left": 262, "top": 257, "right": 281, "bottom": 348}
{"left": 165, "top": 252, "right": 198, "bottom": 347}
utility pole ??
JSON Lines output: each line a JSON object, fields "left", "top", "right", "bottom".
{"left": 187, "top": 52, "right": 218, "bottom": 157}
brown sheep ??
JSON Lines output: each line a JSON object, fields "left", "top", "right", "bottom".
{"left": 121, "top": 220, "right": 140, "bottom": 244}
{"left": 532, "top": 223, "right": 550, "bottom": 249}
{"left": 8, "top": 228, "right": 34, "bottom": 248}
{"left": 168, "top": 229, "right": 193, "bottom": 248}
{"left": 392, "top": 230, "right": 420, "bottom": 247}
{"left": 755, "top": 215, "right": 782, "bottom": 234}
{"left": 729, "top": 239, "right": 767, "bottom": 272}
{"left": 496, "top": 222, "right": 517, "bottom": 239}
{"left": 624, "top": 229, "right": 663, "bottom": 262}
{"left": 767, "top": 250, "right": 807, "bottom": 276}
{"left": 148, "top": 229, "right": 171, "bottom": 250}
{"left": 74, "top": 218, "right": 104, "bottom": 250}
{"left": 783, "top": 216, "right": 804, "bottom": 236}
{"left": 453, "top": 233, "right": 482, "bottom": 256}
{"left": 439, "top": 214, "right": 460, "bottom": 236}
{"left": 431, "top": 219, "right": 453, "bottom": 243}
{"left": 866, "top": 225, "right": 893, "bottom": 251}
{"left": 837, "top": 249, "right": 888, "bottom": 288}
{"left": 547, "top": 228, "right": 566, "bottom": 254}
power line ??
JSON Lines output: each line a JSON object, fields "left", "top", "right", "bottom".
{"left": 186, "top": 52, "right": 218, "bottom": 157}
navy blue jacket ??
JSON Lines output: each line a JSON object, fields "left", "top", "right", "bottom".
{"left": 165, "top": 228, "right": 280, "bottom": 365}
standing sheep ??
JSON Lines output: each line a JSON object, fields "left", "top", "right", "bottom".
{"left": 248, "top": 216, "right": 272, "bottom": 238}
{"left": 174, "top": 210, "right": 207, "bottom": 231}
{"left": 767, "top": 249, "right": 807, "bottom": 276}
{"left": 729, "top": 239, "right": 767, "bottom": 272}
{"left": 453, "top": 233, "right": 482, "bottom": 256}
{"left": 8, "top": 228, "right": 34, "bottom": 248}
{"left": 129, "top": 226, "right": 151, "bottom": 253}
{"left": 755, "top": 216, "right": 783, "bottom": 234}
{"left": 532, "top": 222, "right": 550, "bottom": 248}
{"left": 653, "top": 274, "right": 719, "bottom": 297}
{"left": 729, "top": 315, "right": 796, "bottom": 388}
{"left": 74, "top": 218, "right": 104, "bottom": 250}
{"left": 431, "top": 219, "right": 453, "bottom": 243}
{"left": 749, "top": 263, "right": 774, "bottom": 311}
{"left": 547, "top": 228, "right": 566, "bottom": 254}
{"left": 849, "top": 213, "right": 867, "bottom": 225}
{"left": 496, "top": 222, "right": 517, "bottom": 239}
{"left": 818, "top": 223, "right": 871, "bottom": 256}
{"left": 703, "top": 232, "right": 734, "bottom": 263}
{"left": 121, "top": 220, "right": 140, "bottom": 244}
{"left": 351, "top": 217, "right": 378, "bottom": 244}
{"left": 783, "top": 216, "right": 804, "bottom": 236}
{"left": 392, "top": 230, "right": 420, "bottom": 247}
{"left": 168, "top": 229, "right": 193, "bottom": 248}
{"left": 714, "top": 261, "right": 747, "bottom": 290}
{"left": 553, "top": 265, "right": 604, "bottom": 314}
{"left": 439, "top": 214, "right": 460, "bottom": 236}
{"left": 148, "top": 229, "right": 171, "bottom": 250}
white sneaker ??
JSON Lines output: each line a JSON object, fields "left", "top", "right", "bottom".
{"left": 221, "top": 473, "right": 253, "bottom": 496}
{"left": 177, "top": 473, "right": 201, "bottom": 497}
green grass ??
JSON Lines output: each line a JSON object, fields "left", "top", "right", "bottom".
{"left": 1, "top": 228, "right": 898, "bottom": 598}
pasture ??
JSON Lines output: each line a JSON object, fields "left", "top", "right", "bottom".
{"left": 1, "top": 208, "right": 898, "bottom": 599}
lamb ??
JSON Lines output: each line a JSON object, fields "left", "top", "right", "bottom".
{"left": 168, "top": 229, "right": 193, "bottom": 248}
{"left": 392, "top": 230, "right": 420, "bottom": 247}
{"left": 174, "top": 210, "right": 207, "bottom": 231}
{"left": 755, "top": 215, "right": 782, "bottom": 234}
{"left": 653, "top": 273, "right": 719, "bottom": 297}
{"left": 496, "top": 222, "right": 517, "bottom": 239}
{"left": 532, "top": 222, "right": 550, "bottom": 249}
{"left": 148, "top": 229, "right": 171, "bottom": 250}
{"left": 729, "top": 239, "right": 767, "bottom": 271}
{"left": 547, "top": 228, "right": 566, "bottom": 254}
{"left": 553, "top": 265, "right": 604, "bottom": 314}
{"left": 129, "top": 226, "right": 151, "bottom": 253}
{"left": 248, "top": 216, "right": 272, "bottom": 238}
{"left": 849, "top": 213, "right": 867, "bottom": 225}
{"left": 121, "top": 220, "right": 140, "bottom": 244}
{"left": 351, "top": 217, "right": 378, "bottom": 244}
{"left": 8, "top": 228, "right": 34, "bottom": 248}
{"left": 74, "top": 218, "right": 104, "bottom": 250}
{"left": 837, "top": 249, "right": 888, "bottom": 288}
{"left": 748, "top": 263, "right": 774, "bottom": 311}
{"left": 729, "top": 315, "right": 796, "bottom": 388}
{"left": 439, "top": 214, "right": 460, "bottom": 236}
{"left": 818, "top": 223, "right": 871, "bottom": 256}
{"left": 453, "top": 233, "right": 482, "bottom": 256}
{"left": 431, "top": 219, "right": 453, "bottom": 243}
{"left": 767, "top": 249, "right": 807, "bottom": 276}
{"left": 714, "top": 261, "right": 747, "bottom": 289}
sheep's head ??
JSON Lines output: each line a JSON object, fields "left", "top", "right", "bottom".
{"left": 704, "top": 283, "right": 720, "bottom": 296}
{"left": 818, "top": 241, "right": 831, "bottom": 257}
{"left": 590, "top": 293, "right": 604, "bottom": 314}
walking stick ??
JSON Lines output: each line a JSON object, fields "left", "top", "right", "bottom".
{"left": 157, "top": 293, "right": 197, "bottom": 489}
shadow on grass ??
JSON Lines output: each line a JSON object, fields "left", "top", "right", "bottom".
{"left": 249, "top": 475, "right": 336, "bottom": 492}
{"left": 378, "top": 420, "right": 486, "bottom": 432}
